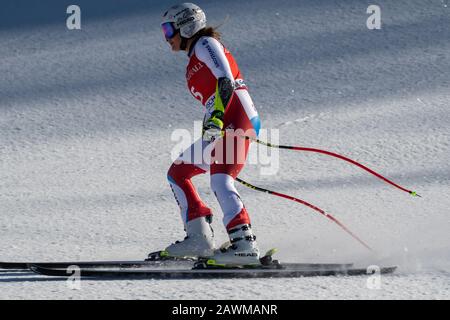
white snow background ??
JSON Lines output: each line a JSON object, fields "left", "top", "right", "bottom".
{"left": 0, "top": 0, "right": 449, "bottom": 299}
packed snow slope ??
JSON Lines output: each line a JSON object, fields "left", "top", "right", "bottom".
{"left": 1, "top": 0, "right": 449, "bottom": 299}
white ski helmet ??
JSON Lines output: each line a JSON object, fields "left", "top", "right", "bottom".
{"left": 162, "top": 3, "right": 207, "bottom": 39}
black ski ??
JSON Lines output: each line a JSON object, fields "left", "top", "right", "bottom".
{"left": 30, "top": 264, "right": 397, "bottom": 279}
{"left": 0, "top": 250, "right": 200, "bottom": 271}
{"left": 0, "top": 259, "right": 195, "bottom": 271}
{"left": 0, "top": 262, "right": 32, "bottom": 270}
{"left": 0, "top": 260, "right": 353, "bottom": 271}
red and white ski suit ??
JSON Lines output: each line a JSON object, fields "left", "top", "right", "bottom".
{"left": 167, "top": 36, "right": 260, "bottom": 230}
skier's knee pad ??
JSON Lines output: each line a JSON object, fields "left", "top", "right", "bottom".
{"left": 210, "top": 173, "right": 235, "bottom": 194}
{"left": 167, "top": 162, "right": 206, "bottom": 184}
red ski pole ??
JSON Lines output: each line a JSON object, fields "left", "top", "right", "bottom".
{"left": 236, "top": 178, "right": 374, "bottom": 251}
{"left": 244, "top": 136, "right": 421, "bottom": 197}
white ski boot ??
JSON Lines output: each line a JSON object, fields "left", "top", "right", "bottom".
{"left": 206, "top": 224, "right": 260, "bottom": 266}
{"left": 164, "top": 216, "right": 215, "bottom": 259}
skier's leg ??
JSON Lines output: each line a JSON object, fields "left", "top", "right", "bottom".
{"left": 211, "top": 89, "right": 260, "bottom": 230}
{"left": 210, "top": 138, "right": 250, "bottom": 230}
{"left": 210, "top": 173, "right": 249, "bottom": 229}
{"left": 167, "top": 138, "right": 212, "bottom": 225}
{"left": 164, "top": 139, "right": 215, "bottom": 258}
{"left": 208, "top": 90, "right": 261, "bottom": 265}
{"left": 168, "top": 163, "right": 211, "bottom": 226}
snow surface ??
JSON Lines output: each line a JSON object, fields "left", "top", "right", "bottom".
{"left": 1, "top": 0, "right": 449, "bottom": 299}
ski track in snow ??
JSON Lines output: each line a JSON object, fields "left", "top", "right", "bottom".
{"left": 1, "top": 0, "right": 449, "bottom": 299}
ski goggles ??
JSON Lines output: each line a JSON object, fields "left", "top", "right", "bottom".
{"left": 161, "top": 22, "right": 178, "bottom": 39}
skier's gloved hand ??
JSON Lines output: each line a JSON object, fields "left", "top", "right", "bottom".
{"left": 202, "top": 116, "right": 224, "bottom": 142}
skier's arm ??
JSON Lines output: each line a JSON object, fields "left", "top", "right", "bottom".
{"left": 195, "top": 38, "right": 235, "bottom": 139}
{"left": 206, "top": 76, "right": 234, "bottom": 131}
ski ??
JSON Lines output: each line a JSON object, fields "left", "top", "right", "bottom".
{"left": 0, "top": 260, "right": 143, "bottom": 271}
{"left": 0, "top": 249, "right": 352, "bottom": 271}
{"left": 0, "top": 260, "right": 353, "bottom": 271}
{"left": 30, "top": 264, "right": 397, "bottom": 279}
{"left": 0, "top": 262, "right": 32, "bottom": 270}
{"left": 0, "top": 259, "right": 192, "bottom": 271}
{"left": 0, "top": 250, "right": 196, "bottom": 271}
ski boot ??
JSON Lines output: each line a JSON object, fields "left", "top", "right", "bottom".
{"left": 199, "top": 224, "right": 261, "bottom": 267}
{"left": 147, "top": 216, "right": 215, "bottom": 261}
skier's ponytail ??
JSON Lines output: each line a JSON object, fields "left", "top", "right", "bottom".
{"left": 194, "top": 14, "right": 230, "bottom": 41}
{"left": 196, "top": 26, "right": 221, "bottom": 40}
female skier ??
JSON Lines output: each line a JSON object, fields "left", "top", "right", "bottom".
{"left": 159, "top": 3, "right": 261, "bottom": 266}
